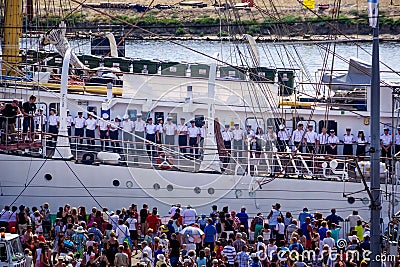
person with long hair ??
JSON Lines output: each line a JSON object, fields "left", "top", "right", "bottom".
{"left": 356, "top": 130, "right": 368, "bottom": 157}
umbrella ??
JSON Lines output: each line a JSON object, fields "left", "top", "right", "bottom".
{"left": 180, "top": 226, "right": 204, "bottom": 243}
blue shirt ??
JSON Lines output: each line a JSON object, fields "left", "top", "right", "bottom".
{"left": 298, "top": 211, "right": 313, "bottom": 225}
{"left": 203, "top": 224, "right": 217, "bottom": 243}
{"left": 326, "top": 214, "right": 344, "bottom": 225}
{"left": 236, "top": 251, "right": 250, "bottom": 267}
{"left": 237, "top": 211, "right": 249, "bottom": 229}
{"left": 318, "top": 227, "right": 328, "bottom": 240}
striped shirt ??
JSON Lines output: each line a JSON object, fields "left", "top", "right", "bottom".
{"left": 222, "top": 245, "right": 237, "bottom": 265}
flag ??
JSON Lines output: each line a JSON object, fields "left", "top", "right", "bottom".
{"left": 303, "top": 0, "right": 315, "bottom": 9}
{"left": 368, "top": 0, "right": 379, "bottom": 28}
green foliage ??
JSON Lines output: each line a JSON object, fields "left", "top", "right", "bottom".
{"left": 199, "top": 31, "right": 205, "bottom": 37}
{"left": 192, "top": 17, "right": 220, "bottom": 24}
{"left": 281, "top": 15, "right": 303, "bottom": 24}
{"left": 262, "top": 16, "right": 277, "bottom": 25}
{"left": 247, "top": 24, "right": 260, "bottom": 35}
{"left": 217, "top": 30, "right": 229, "bottom": 37}
{"left": 175, "top": 27, "right": 187, "bottom": 35}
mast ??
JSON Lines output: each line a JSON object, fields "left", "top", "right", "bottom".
{"left": 368, "top": 0, "right": 381, "bottom": 264}
{"left": 2, "top": 0, "right": 23, "bottom": 75}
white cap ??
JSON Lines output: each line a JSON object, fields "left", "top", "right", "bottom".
{"left": 102, "top": 113, "right": 109, "bottom": 119}
{"left": 123, "top": 114, "right": 129, "bottom": 120}
{"left": 279, "top": 125, "right": 285, "bottom": 130}
{"left": 117, "top": 115, "right": 122, "bottom": 121}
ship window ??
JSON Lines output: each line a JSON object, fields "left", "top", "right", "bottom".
{"left": 44, "top": 174, "right": 53, "bottom": 181}
{"left": 113, "top": 180, "right": 120, "bottom": 187}
{"left": 127, "top": 109, "right": 137, "bottom": 121}
{"left": 126, "top": 181, "right": 133, "bottom": 188}
{"left": 166, "top": 184, "right": 173, "bottom": 191}
{"left": 235, "top": 189, "right": 242, "bottom": 198}
{"left": 208, "top": 188, "right": 215, "bottom": 195}
{"left": 49, "top": 103, "right": 60, "bottom": 114}
{"left": 194, "top": 187, "right": 201, "bottom": 194}
{"left": 153, "top": 183, "right": 160, "bottom": 190}
{"left": 87, "top": 106, "right": 97, "bottom": 116}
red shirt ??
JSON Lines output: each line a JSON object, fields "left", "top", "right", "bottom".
{"left": 146, "top": 215, "right": 161, "bottom": 231}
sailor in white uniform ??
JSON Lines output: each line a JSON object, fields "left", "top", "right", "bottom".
{"left": 34, "top": 108, "right": 47, "bottom": 132}
{"left": 342, "top": 128, "right": 355, "bottom": 156}
{"left": 48, "top": 108, "right": 59, "bottom": 146}
{"left": 277, "top": 124, "right": 290, "bottom": 152}
{"left": 66, "top": 110, "right": 73, "bottom": 137}
{"left": 292, "top": 122, "right": 304, "bottom": 152}
{"left": 145, "top": 117, "right": 157, "bottom": 157}
{"left": 327, "top": 129, "right": 339, "bottom": 155}
{"left": 356, "top": 130, "right": 368, "bottom": 157}
{"left": 163, "top": 117, "right": 177, "bottom": 146}
{"left": 74, "top": 111, "right": 85, "bottom": 145}
{"left": 317, "top": 127, "right": 328, "bottom": 154}
{"left": 98, "top": 113, "right": 110, "bottom": 151}
{"left": 121, "top": 114, "right": 134, "bottom": 142}
{"left": 85, "top": 113, "right": 97, "bottom": 148}
{"left": 304, "top": 124, "right": 318, "bottom": 154}
{"left": 156, "top": 118, "right": 163, "bottom": 145}
{"left": 133, "top": 114, "right": 146, "bottom": 151}
{"left": 177, "top": 118, "right": 188, "bottom": 154}
{"left": 380, "top": 127, "right": 392, "bottom": 159}
{"left": 232, "top": 123, "right": 245, "bottom": 160}
{"left": 109, "top": 116, "right": 121, "bottom": 153}
{"left": 187, "top": 120, "right": 200, "bottom": 158}
{"left": 396, "top": 126, "right": 400, "bottom": 154}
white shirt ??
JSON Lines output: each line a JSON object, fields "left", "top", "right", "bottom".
{"left": 142, "top": 246, "right": 153, "bottom": 261}
{"left": 200, "top": 126, "right": 206, "bottom": 138}
{"left": 246, "top": 129, "right": 254, "bottom": 139}
{"left": 0, "top": 209, "right": 10, "bottom": 222}
{"left": 322, "top": 237, "right": 335, "bottom": 250}
{"left": 328, "top": 135, "right": 339, "bottom": 144}
{"left": 381, "top": 133, "right": 392, "bottom": 146}
{"left": 278, "top": 129, "right": 290, "bottom": 140}
{"left": 34, "top": 114, "right": 47, "bottom": 125}
{"left": 182, "top": 208, "right": 197, "bottom": 225}
{"left": 126, "top": 218, "right": 137, "bottom": 231}
{"left": 109, "top": 120, "right": 119, "bottom": 132}
{"left": 74, "top": 117, "right": 86, "bottom": 128}
{"left": 187, "top": 126, "right": 200, "bottom": 138}
{"left": 98, "top": 120, "right": 110, "bottom": 131}
{"left": 115, "top": 224, "right": 129, "bottom": 244}
{"left": 85, "top": 118, "right": 97, "bottom": 130}
{"left": 122, "top": 120, "right": 134, "bottom": 133}
{"left": 133, "top": 120, "right": 146, "bottom": 132}
{"left": 146, "top": 123, "right": 157, "bottom": 134}
{"left": 357, "top": 137, "right": 368, "bottom": 145}
{"left": 222, "top": 131, "right": 232, "bottom": 141}
{"left": 156, "top": 124, "right": 163, "bottom": 133}
{"left": 177, "top": 124, "right": 188, "bottom": 135}
{"left": 48, "top": 115, "right": 59, "bottom": 126}
{"left": 164, "top": 123, "right": 177, "bottom": 135}
{"left": 292, "top": 129, "right": 304, "bottom": 142}
{"left": 232, "top": 128, "right": 244, "bottom": 140}
{"left": 343, "top": 134, "right": 355, "bottom": 144}
{"left": 304, "top": 130, "right": 318, "bottom": 143}
{"left": 67, "top": 115, "right": 73, "bottom": 127}
{"left": 318, "top": 133, "right": 329, "bottom": 144}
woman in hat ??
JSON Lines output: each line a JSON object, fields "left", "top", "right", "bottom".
{"left": 327, "top": 130, "right": 339, "bottom": 155}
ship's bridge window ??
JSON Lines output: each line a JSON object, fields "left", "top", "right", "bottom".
{"left": 127, "top": 109, "right": 137, "bottom": 121}
{"left": 155, "top": 112, "right": 165, "bottom": 122}
{"left": 194, "top": 115, "right": 205, "bottom": 128}
{"left": 245, "top": 117, "right": 265, "bottom": 131}
{"left": 87, "top": 106, "right": 97, "bottom": 116}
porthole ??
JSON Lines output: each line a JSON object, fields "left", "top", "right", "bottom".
{"left": 113, "top": 180, "right": 120, "bottom": 187}
{"left": 166, "top": 184, "right": 174, "bottom": 191}
{"left": 194, "top": 187, "right": 201, "bottom": 194}
{"left": 235, "top": 189, "right": 242, "bottom": 198}
{"left": 153, "top": 183, "right": 161, "bottom": 190}
{"left": 249, "top": 191, "right": 255, "bottom": 198}
{"left": 126, "top": 181, "right": 133, "bottom": 188}
{"left": 44, "top": 174, "right": 53, "bottom": 181}
{"left": 208, "top": 188, "right": 215, "bottom": 195}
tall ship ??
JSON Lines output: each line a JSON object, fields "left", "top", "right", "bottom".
{"left": 0, "top": 0, "right": 399, "bottom": 221}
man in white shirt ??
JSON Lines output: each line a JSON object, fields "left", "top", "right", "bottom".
{"left": 292, "top": 122, "right": 304, "bottom": 152}
{"left": 145, "top": 118, "right": 157, "bottom": 157}
{"left": 121, "top": 114, "right": 134, "bottom": 142}
{"left": 342, "top": 128, "right": 355, "bottom": 156}
{"left": 48, "top": 108, "right": 60, "bottom": 146}
{"left": 187, "top": 120, "right": 200, "bottom": 158}
{"left": 98, "top": 113, "right": 110, "bottom": 151}
{"left": 156, "top": 118, "right": 163, "bottom": 145}
{"left": 177, "top": 118, "right": 188, "bottom": 154}
{"left": 277, "top": 124, "right": 290, "bottom": 152}
{"left": 232, "top": 123, "right": 244, "bottom": 161}
{"left": 141, "top": 241, "right": 153, "bottom": 262}
{"left": 304, "top": 124, "right": 317, "bottom": 154}
{"left": 85, "top": 113, "right": 97, "bottom": 149}
{"left": 182, "top": 205, "right": 197, "bottom": 225}
{"left": 222, "top": 125, "right": 232, "bottom": 165}
{"left": 381, "top": 127, "right": 392, "bottom": 159}
{"left": 317, "top": 127, "right": 328, "bottom": 154}
{"left": 66, "top": 110, "right": 73, "bottom": 137}
{"left": 74, "top": 111, "right": 85, "bottom": 145}
{"left": 163, "top": 117, "right": 177, "bottom": 146}
{"left": 34, "top": 108, "right": 47, "bottom": 132}
{"left": 133, "top": 114, "right": 146, "bottom": 151}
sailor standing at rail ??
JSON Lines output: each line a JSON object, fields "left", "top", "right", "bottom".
{"left": 121, "top": 114, "right": 134, "bottom": 142}
{"left": 66, "top": 110, "right": 73, "bottom": 138}
{"left": 34, "top": 108, "right": 47, "bottom": 133}
{"left": 163, "top": 117, "right": 176, "bottom": 146}
{"left": 156, "top": 118, "right": 163, "bottom": 145}
{"left": 292, "top": 122, "right": 304, "bottom": 153}
{"left": 277, "top": 124, "right": 290, "bottom": 152}
{"left": 200, "top": 121, "right": 206, "bottom": 147}
{"left": 356, "top": 130, "right": 368, "bottom": 157}
{"left": 109, "top": 116, "right": 121, "bottom": 153}
{"left": 98, "top": 113, "right": 110, "bottom": 151}
{"left": 266, "top": 125, "right": 277, "bottom": 151}
{"left": 327, "top": 129, "right": 339, "bottom": 155}
{"left": 342, "top": 128, "right": 356, "bottom": 156}
{"left": 232, "top": 123, "right": 245, "bottom": 161}
{"left": 380, "top": 127, "right": 392, "bottom": 160}
{"left": 222, "top": 125, "right": 233, "bottom": 164}
{"left": 145, "top": 117, "right": 157, "bottom": 158}
{"left": 47, "top": 108, "right": 60, "bottom": 147}
{"left": 304, "top": 124, "right": 318, "bottom": 154}
{"left": 317, "top": 127, "right": 328, "bottom": 154}
{"left": 85, "top": 113, "right": 97, "bottom": 149}
{"left": 177, "top": 118, "right": 188, "bottom": 154}
{"left": 133, "top": 114, "right": 146, "bottom": 152}
{"left": 74, "top": 112, "right": 85, "bottom": 145}
{"left": 187, "top": 120, "right": 200, "bottom": 159}
{"left": 395, "top": 126, "right": 400, "bottom": 155}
